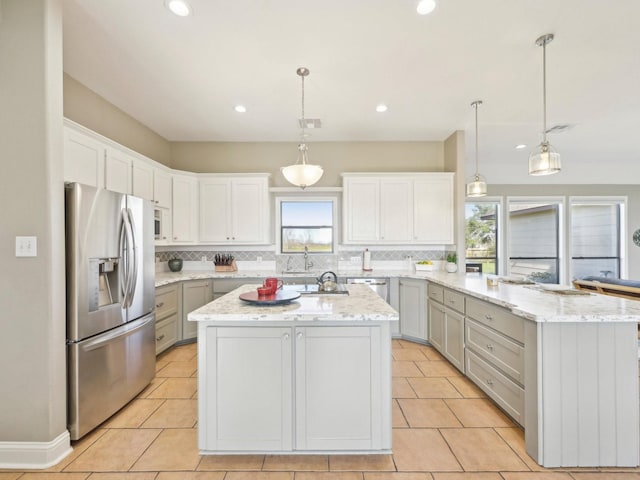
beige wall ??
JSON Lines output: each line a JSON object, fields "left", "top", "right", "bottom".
{"left": 170, "top": 141, "right": 445, "bottom": 186}
{"left": 0, "top": 0, "right": 67, "bottom": 443}
{"left": 444, "top": 131, "right": 467, "bottom": 261}
{"left": 63, "top": 74, "right": 172, "bottom": 166}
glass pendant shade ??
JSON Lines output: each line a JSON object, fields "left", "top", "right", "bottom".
{"left": 280, "top": 143, "right": 323, "bottom": 189}
{"left": 466, "top": 174, "right": 487, "bottom": 197}
{"left": 528, "top": 141, "right": 561, "bottom": 176}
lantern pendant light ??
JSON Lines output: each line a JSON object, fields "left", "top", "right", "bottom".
{"left": 529, "top": 33, "right": 561, "bottom": 176}
{"left": 281, "top": 67, "right": 324, "bottom": 189}
{"left": 466, "top": 100, "right": 487, "bottom": 197}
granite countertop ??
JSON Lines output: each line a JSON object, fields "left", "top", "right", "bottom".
{"left": 188, "top": 284, "right": 399, "bottom": 323}
{"left": 154, "top": 269, "right": 410, "bottom": 287}
{"left": 159, "top": 268, "right": 640, "bottom": 324}
{"left": 411, "top": 271, "right": 640, "bottom": 323}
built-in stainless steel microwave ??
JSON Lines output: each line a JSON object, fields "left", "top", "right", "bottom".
{"left": 154, "top": 209, "right": 161, "bottom": 240}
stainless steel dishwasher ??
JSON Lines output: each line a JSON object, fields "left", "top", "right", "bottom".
{"left": 346, "top": 277, "right": 389, "bottom": 303}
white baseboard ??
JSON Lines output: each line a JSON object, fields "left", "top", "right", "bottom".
{"left": 0, "top": 430, "right": 72, "bottom": 469}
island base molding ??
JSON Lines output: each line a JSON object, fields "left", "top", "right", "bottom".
{"left": 525, "top": 321, "right": 639, "bottom": 467}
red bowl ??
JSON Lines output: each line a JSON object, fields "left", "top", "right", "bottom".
{"left": 256, "top": 286, "right": 273, "bottom": 296}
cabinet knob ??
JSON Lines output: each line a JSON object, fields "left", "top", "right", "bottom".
{"left": 156, "top": 302, "right": 165, "bottom": 308}
{"left": 297, "top": 331, "right": 303, "bottom": 339}
{"left": 485, "top": 314, "right": 493, "bottom": 320}
{"left": 174, "top": 236, "right": 178, "bottom": 240}
{"left": 155, "top": 200, "right": 159, "bottom": 204}
{"left": 226, "top": 237, "right": 230, "bottom": 240}
{"left": 162, "top": 236, "right": 167, "bottom": 240}
{"left": 486, "top": 343, "right": 494, "bottom": 350}
{"left": 283, "top": 333, "right": 290, "bottom": 340}
{"left": 157, "top": 334, "right": 165, "bottom": 341}
{"left": 486, "top": 378, "right": 494, "bottom": 386}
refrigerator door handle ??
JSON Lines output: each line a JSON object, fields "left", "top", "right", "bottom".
{"left": 118, "top": 209, "right": 130, "bottom": 308}
{"left": 126, "top": 208, "right": 138, "bottom": 303}
{"left": 79, "top": 314, "right": 155, "bottom": 352}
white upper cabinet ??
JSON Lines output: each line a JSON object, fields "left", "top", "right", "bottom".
{"left": 343, "top": 177, "right": 379, "bottom": 243}
{"left": 132, "top": 158, "right": 154, "bottom": 201}
{"left": 172, "top": 173, "right": 199, "bottom": 243}
{"left": 413, "top": 174, "right": 454, "bottom": 244}
{"left": 199, "top": 175, "right": 270, "bottom": 244}
{"left": 105, "top": 147, "right": 133, "bottom": 194}
{"left": 380, "top": 178, "right": 413, "bottom": 243}
{"left": 63, "top": 126, "right": 105, "bottom": 188}
{"left": 343, "top": 173, "right": 454, "bottom": 245}
{"left": 153, "top": 168, "right": 172, "bottom": 209}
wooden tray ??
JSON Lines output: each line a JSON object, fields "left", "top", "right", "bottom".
{"left": 239, "top": 290, "right": 301, "bottom": 305}
{"left": 215, "top": 260, "right": 237, "bottom": 272}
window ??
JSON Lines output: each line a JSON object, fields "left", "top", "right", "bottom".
{"left": 465, "top": 202, "right": 499, "bottom": 274}
{"left": 508, "top": 200, "right": 560, "bottom": 283}
{"left": 280, "top": 200, "right": 334, "bottom": 253}
{"left": 570, "top": 201, "right": 623, "bottom": 279}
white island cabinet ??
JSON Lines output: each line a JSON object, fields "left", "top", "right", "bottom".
{"left": 189, "top": 284, "right": 397, "bottom": 455}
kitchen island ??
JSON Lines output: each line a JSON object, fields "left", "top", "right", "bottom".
{"left": 415, "top": 271, "right": 640, "bottom": 468}
{"left": 188, "top": 283, "right": 398, "bottom": 455}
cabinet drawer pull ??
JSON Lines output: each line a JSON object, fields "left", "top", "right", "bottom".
{"left": 486, "top": 378, "right": 494, "bottom": 385}
{"left": 283, "top": 333, "right": 290, "bottom": 340}
{"left": 485, "top": 314, "right": 493, "bottom": 320}
{"left": 297, "top": 331, "right": 304, "bottom": 339}
{"left": 157, "top": 334, "right": 165, "bottom": 341}
{"left": 486, "top": 343, "right": 494, "bottom": 350}
{"left": 156, "top": 302, "right": 165, "bottom": 308}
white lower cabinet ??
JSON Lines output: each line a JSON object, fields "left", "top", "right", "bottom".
{"left": 181, "top": 280, "right": 213, "bottom": 341}
{"left": 427, "top": 300, "right": 445, "bottom": 352}
{"left": 203, "top": 326, "right": 293, "bottom": 451}
{"left": 154, "top": 284, "right": 180, "bottom": 355}
{"left": 295, "top": 326, "right": 382, "bottom": 450}
{"left": 399, "top": 278, "right": 427, "bottom": 341}
{"left": 199, "top": 324, "right": 389, "bottom": 453}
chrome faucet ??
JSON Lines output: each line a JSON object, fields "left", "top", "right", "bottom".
{"left": 304, "top": 246, "right": 314, "bottom": 272}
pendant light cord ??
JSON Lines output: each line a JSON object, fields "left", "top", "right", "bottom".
{"left": 542, "top": 40, "right": 547, "bottom": 145}
{"left": 474, "top": 101, "right": 479, "bottom": 177}
{"left": 301, "top": 72, "right": 306, "bottom": 141}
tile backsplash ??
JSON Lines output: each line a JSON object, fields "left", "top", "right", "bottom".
{"left": 156, "top": 249, "right": 449, "bottom": 266}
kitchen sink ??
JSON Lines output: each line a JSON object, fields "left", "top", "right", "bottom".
{"left": 282, "top": 284, "right": 349, "bottom": 295}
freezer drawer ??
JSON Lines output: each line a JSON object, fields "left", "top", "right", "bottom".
{"left": 67, "top": 314, "right": 156, "bottom": 440}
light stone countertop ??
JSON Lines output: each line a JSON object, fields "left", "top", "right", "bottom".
{"left": 410, "top": 271, "right": 640, "bottom": 323}
{"left": 154, "top": 269, "right": 411, "bottom": 287}
{"left": 160, "top": 268, "right": 640, "bottom": 324}
{"left": 188, "top": 284, "right": 399, "bottom": 323}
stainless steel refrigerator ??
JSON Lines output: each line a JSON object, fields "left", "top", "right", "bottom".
{"left": 65, "top": 182, "right": 156, "bottom": 440}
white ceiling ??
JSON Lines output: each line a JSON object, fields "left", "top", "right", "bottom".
{"left": 62, "top": 0, "right": 640, "bottom": 184}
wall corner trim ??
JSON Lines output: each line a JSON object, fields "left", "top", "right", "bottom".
{"left": 0, "top": 430, "right": 72, "bottom": 470}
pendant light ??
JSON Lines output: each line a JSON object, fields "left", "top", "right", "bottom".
{"left": 281, "top": 67, "right": 324, "bottom": 189}
{"left": 529, "top": 33, "right": 561, "bottom": 176}
{"left": 466, "top": 100, "right": 487, "bottom": 197}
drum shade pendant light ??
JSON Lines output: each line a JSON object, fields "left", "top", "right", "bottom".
{"left": 466, "top": 100, "right": 487, "bottom": 197}
{"left": 281, "top": 67, "right": 323, "bottom": 189}
{"left": 529, "top": 33, "right": 561, "bottom": 176}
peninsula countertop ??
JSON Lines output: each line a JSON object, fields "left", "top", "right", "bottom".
{"left": 188, "top": 284, "right": 399, "bottom": 323}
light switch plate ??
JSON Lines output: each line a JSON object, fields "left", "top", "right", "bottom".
{"left": 16, "top": 236, "right": 37, "bottom": 257}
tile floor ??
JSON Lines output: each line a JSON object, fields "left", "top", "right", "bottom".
{"left": 4, "top": 339, "right": 640, "bottom": 480}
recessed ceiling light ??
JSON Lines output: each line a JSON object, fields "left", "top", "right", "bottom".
{"left": 234, "top": 105, "right": 247, "bottom": 113}
{"left": 515, "top": 144, "right": 527, "bottom": 150}
{"left": 376, "top": 104, "right": 388, "bottom": 113}
{"left": 416, "top": 0, "right": 436, "bottom": 15}
{"left": 166, "top": 0, "right": 191, "bottom": 17}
